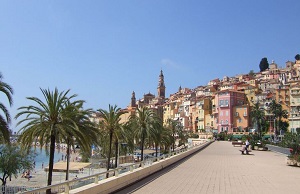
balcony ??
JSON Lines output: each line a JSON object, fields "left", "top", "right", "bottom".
{"left": 219, "top": 104, "right": 229, "bottom": 108}
{"left": 291, "top": 90, "right": 300, "bottom": 96}
{"left": 220, "top": 121, "right": 229, "bottom": 126}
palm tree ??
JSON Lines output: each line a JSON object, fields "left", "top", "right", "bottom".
{"left": 129, "top": 107, "right": 157, "bottom": 161}
{"left": 0, "top": 73, "right": 13, "bottom": 143}
{"left": 250, "top": 102, "right": 265, "bottom": 138}
{"left": 269, "top": 100, "right": 288, "bottom": 135}
{"left": 160, "top": 127, "right": 173, "bottom": 154}
{"left": 59, "top": 101, "right": 99, "bottom": 180}
{"left": 151, "top": 120, "right": 173, "bottom": 157}
{"left": 97, "top": 105, "right": 125, "bottom": 172}
{"left": 122, "top": 122, "right": 136, "bottom": 156}
{"left": 15, "top": 88, "right": 91, "bottom": 189}
{"left": 165, "top": 119, "right": 178, "bottom": 152}
{"left": 149, "top": 119, "right": 162, "bottom": 157}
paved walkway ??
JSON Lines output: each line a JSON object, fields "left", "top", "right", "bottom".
{"left": 127, "top": 141, "right": 300, "bottom": 194}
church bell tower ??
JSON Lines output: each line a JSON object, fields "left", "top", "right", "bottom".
{"left": 157, "top": 70, "right": 166, "bottom": 98}
{"left": 131, "top": 91, "right": 136, "bottom": 107}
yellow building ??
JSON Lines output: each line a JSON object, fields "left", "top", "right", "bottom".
{"left": 275, "top": 85, "right": 290, "bottom": 117}
{"left": 191, "top": 97, "right": 212, "bottom": 132}
{"left": 233, "top": 105, "right": 250, "bottom": 132}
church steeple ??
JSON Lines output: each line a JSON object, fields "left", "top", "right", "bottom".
{"left": 131, "top": 91, "right": 136, "bottom": 107}
{"left": 157, "top": 70, "right": 166, "bottom": 98}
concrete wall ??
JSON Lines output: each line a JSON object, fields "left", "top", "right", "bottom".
{"left": 70, "top": 141, "right": 212, "bottom": 194}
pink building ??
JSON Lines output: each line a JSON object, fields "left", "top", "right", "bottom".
{"left": 215, "top": 90, "right": 246, "bottom": 133}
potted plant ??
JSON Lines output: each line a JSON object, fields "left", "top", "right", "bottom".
{"left": 297, "top": 155, "right": 300, "bottom": 167}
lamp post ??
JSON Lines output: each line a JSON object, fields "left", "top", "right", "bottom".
{"left": 117, "top": 143, "right": 127, "bottom": 167}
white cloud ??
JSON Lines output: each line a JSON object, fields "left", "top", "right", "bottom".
{"left": 160, "top": 58, "right": 180, "bottom": 69}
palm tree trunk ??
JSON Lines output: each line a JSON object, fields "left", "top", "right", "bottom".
{"left": 107, "top": 131, "right": 113, "bottom": 178}
{"left": 155, "top": 144, "right": 158, "bottom": 157}
{"left": 277, "top": 117, "right": 281, "bottom": 135}
{"left": 172, "top": 133, "right": 175, "bottom": 152}
{"left": 114, "top": 141, "right": 118, "bottom": 168}
{"left": 1, "top": 174, "right": 7, "bottom": 194}
{"left": 65, "top": 140, "right": 70, "bottom": 181}
{"left": 47, "top": 134, "right": 56, "bottom": 194}
{"left": 141, "top": 134, "right": 145, "bottom": 161}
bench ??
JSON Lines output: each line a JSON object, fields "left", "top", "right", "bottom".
{"left": 239, "top": 149, "right": 252, "bottom": 155}
{"left": 240, "top": 146, "right": 252, "bottom": 155}
{"left": 232, "top": 141, "right": 244, "bottom": 147}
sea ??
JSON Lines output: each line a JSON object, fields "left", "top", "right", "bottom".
{"left": 33, "top": 148, "right": 64, "bottom": 171}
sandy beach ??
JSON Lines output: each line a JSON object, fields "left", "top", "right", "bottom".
{"left": 6, "top": 166, "right": 105, "bottom": 188}
{"left": 5, "top": 149, "right": 103, "bottom": 189}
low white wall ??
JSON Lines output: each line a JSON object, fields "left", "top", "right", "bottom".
{"left": 70, "top": 141, "right": 212, "bottom": 194}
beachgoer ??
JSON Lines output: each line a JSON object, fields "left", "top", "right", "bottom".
{"left": 42, "top": 162, "right": 44, "bottom": 169}
{"left": 26, "top": 171, "right": 31, "bottom": 181}
{"left": 21, "top": 171, "right": 26, "bottom": 178}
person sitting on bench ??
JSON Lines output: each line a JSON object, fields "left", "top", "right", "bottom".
{"left": 240, "top": 139, "right": 251, "bottom": 154}
{"left": 240, "top": 146, "right": 250, "bottom": 155}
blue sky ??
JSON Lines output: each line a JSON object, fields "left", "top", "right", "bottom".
{"left": 1, "top": 1, "right": 299, "bottom": 132}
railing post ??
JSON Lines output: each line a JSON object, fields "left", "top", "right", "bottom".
{"left": 115, "top": 169, "right": 119, "bottom": 177}
{"left": 141, "top": 162, "right": 144, "bottom": 168}
{"left": 65, "top": 182, "right": 70, "bottom": 194}
{"left": 130, "top": 165, "right": 134, "bottom": 172}
{"left": 94, "top": 174, "right": 98, "bottom": 184}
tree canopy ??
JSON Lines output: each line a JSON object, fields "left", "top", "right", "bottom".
{"left": 0, "top": 72, "right": 13, "bottom": 143}
{"left": 259, "top": 57, "right": 269, "bottom": 72}
{"left": 16, "top": 88, "right": 96, "bottom": 190}
{"left": 248, "top": 70, "right": 255, "bottom": 77}
{"left": 0, "top": 145, "right": 35, "bottom": 188}
{"left": 97, "top": 105, "right": 125, "bottom": 171}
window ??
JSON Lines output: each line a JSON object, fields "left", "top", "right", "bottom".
{"left": 226, "top": 111, "right": 228, "bottom": 116}
{"left": 239, "top": 118, "right": 242, "bottom": 123}
{"left": 225, "top": 100, "right": 229, "bottom": 105}
{"left": 220, "top": 100, "right": 224, "bottom": 105}
{"left": 220, "top": 111, "right": 223, "bottom": 116}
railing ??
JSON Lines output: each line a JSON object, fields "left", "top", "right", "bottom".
{"left": 1, "top": 185, "right": 34, "bottom": 194}
{"left": 22, "top": 143, "right": 209, "bottom": 194}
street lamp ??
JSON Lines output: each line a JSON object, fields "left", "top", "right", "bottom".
{"left": 117, "top": 143, "right": 127, "bottom": 167}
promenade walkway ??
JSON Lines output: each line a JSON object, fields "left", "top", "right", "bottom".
{"left": 120, "top": 141, "right": 300, "bottom": 194}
